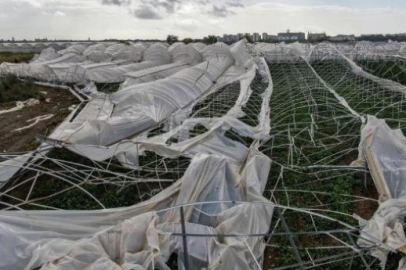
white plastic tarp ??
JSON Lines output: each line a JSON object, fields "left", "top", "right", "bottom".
{"left": 357, "top": 115, "right": 406, "bottom": 268}
{"left": 52, "top": 43, "right": 235, "bottom": 146}
{"left": 0, "top": 151, "right": 273, "bottom": 270}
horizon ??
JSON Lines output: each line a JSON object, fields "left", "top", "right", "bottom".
{"left": 1, "top": 0, "right": 405, "bottom": 40}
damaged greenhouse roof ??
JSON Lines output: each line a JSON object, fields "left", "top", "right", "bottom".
{"left": 1, "top": 40, "right": 406, "bottom": 269}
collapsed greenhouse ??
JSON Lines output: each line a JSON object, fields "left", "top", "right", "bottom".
{"left": 1, "top": 39, "right": 406, "bottom": 269}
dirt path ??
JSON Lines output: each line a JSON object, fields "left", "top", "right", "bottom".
{"left": 0, "top": 85, "right": 79, "bottom": 152}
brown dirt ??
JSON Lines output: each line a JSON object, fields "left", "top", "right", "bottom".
{"left": 0, "top": 85, "right": 79, "bottom": 152}
{"left": 354, "top": 174, "right": 380, "bottom": 220}
{"left": 263, "top": 246, "right": 279, "bottom": 269}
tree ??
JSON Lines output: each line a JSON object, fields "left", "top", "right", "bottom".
{"left": 182, "top": 38, "right": 194, "bottom": 44}
{"left": 166, "top": 35, "right": 179, "bottom": 45}
{"left": 243, "top": 34, "right": 253, "bottom": 44}
{"left": 202, "top": 35, "right": 217, "bottom": 45}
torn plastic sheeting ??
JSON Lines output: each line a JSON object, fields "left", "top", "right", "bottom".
{"left": 94, "top": 61, "right": 167, "bottom": 84}
{"left": 65, "top": 44, "right": 87, "bottom": 55}
{"left": 63, "top": 62, "right": 119, "bottom": 83}
{"left": 200, "top": 43, "right": 233, "bottom": 62}
{"left": 357, "top": 198, "right": 406, "bottom": 269}
{"left": 230, "top": 39, "right": 254, "bottom": 68}
{"left": 170, "top": 44, "right": 203, "bottom": 66}
{"left": 86, "top": 51, "right": 110, "bottom": 63}
{"left": 111, "top": 45, "right": 146, "bottom": 63}
{"left": 138, "top": 120, "right": 249, "bottom": 165}
{"left": 191, "top": 42, "right": 207, "bottom": 52}
{"left": 104, "top": 43, "right": 128, "bottom": 56}
{"left": 19, "top": 53, "right": 85, "bottom": 80}
{"left": 84, "top": 44, "right": 109, "bottom": 62}
{"left": 50, "top": 60, "right": 161, "bottom": 84}
{"left": 255, "top": 57, "right": 273, "bottom": 139}
{"left": 83, "top": 44, "right": 107, "bottom": 56}
{"left": 48, "top": 40, "right": 256, "bottom": 161}
{"left": 0, "top": 152, "right": 273, "bottom": 270}
{"left": 168, "top": 42, "right": 185, "bottom": 52}
{"left": 55, "top": 114, "right": 156, "bottom": 146}
{"left": 58, "top": 119, "right": 247, "bottom": 165}
{"left": 58, "top": 116, "right": 267, "bottom": 167}
{"left": 142, "top": 43, "right": 171, "bottom": 63}
{"left": 53, "top": 49, "right": 234, "bottom": 145}
{"left": 30, "top": 47, "right": 60, "bottom": 64}
{"left": 359, "top": 115, "right": 406, "bottom": 200}
{"left": 51, "top": 52, "right": 265, "bottom": 169}
{"left": 356, "top": 115, "right": 406, "bottom": 268}
{"left": 120, "top": 63, "right": 191, "bottom": 89}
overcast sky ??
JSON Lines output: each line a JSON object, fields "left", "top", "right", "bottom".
{"left": 1, "top": 0, "right": 405, "bottom": 40}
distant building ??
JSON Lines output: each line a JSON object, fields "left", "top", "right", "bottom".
{"left": 237, "top": 33, "right": 244, "bottom": 40}
{"left": 221, "top": 34, "right": 239, "bottom": 43}
{"left": 261, "top": 33, "right": 278, "bottom": 42}
{"left": 308, "top": 32, "right": 327, "bottom": 42}
{"left": 35, "top": 38, "right": 48, "bottom": 42}
{"left": 330, "top": 35, "right": 356, "bottom": 42}
{"left": 268, "top": 35, "right": 279, "bottom": 42}
{"left": 277, "top": 30, "right": 306, "bottom": 42}
{"left": 252, "top": 32, "right": 261, "bottom": 42}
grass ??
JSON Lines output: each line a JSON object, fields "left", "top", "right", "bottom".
{"left": 0, "top": 52, "right": 35, "bottom": 64}
{"left": 356, "top": 59, "right": 406, "bottom": 86}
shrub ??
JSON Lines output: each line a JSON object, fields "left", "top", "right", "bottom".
{"left": 0, "top": 74, "right": 39, "bottom": 102}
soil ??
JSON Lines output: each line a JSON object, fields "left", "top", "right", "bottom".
{"left": 0, "top": 85, "right": 79, "bottom": 152}
{"left": 355, "top": 173, "right": 380, "bottom": 220}
{"left": 263, "top": 247, "right": 277, "bottom": 269}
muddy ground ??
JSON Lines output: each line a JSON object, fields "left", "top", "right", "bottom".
{"left": 0, "top": 85, "right": 79, "bottom": 152}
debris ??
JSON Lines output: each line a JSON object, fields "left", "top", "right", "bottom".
{"left": 13, "top": 114, "right": 54, "bottom": 132}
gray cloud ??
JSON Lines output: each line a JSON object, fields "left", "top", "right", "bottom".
{"left": 227, "top": 1, "right": 244, "bottom": 8}
{"left": 208, "top": 5, "right": 234, "bottom": 17}
{"left": 197, "top": 0, "right": 210, "bottom": 6}
{"left": 134, "top": 5, "right": 162, "bottom": 19}
{"left": 103, "top": 0, "right": 238, "bottom": 20}
{"left": 132, "top": 0, "right": 181, "bottom": 20}
{"left": 102, "top": 0, "right": 130, "bottom": 6}
{"left": 152, "top": 0, "right": 180, "bottom": 14}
